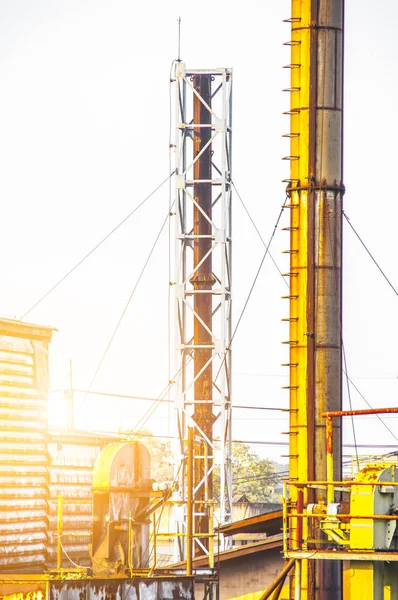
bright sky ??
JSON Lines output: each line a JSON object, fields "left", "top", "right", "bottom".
{"left": 1, "top": 0, "right": 398, "bottom": 463}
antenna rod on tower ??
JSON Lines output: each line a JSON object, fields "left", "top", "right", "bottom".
{"left": 177, "top": 17, "right": 181, "bottom": 62}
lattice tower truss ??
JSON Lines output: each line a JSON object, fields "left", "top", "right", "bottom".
{"left": 171, "top": 63, "right": 233, "bottom": 558}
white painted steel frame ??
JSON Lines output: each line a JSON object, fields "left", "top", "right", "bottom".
{"left": 172, "top": 63, "right": 233, "bottom": 559}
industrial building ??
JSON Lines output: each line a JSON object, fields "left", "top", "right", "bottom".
{"left": 1, "top": 0, "right": 398, "bottom": 599}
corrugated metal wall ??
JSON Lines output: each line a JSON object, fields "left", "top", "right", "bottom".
{"left": 0, "top": 322, "right": 52, "bottom": 572}
{"left": 47, "top": 442, "right": 101, "bottom": 568}
{"left": 49, "top": 577, "right": 194, "bottom": 600}
{"left": 0, "top": 319, "right": 132, "bottom": 573}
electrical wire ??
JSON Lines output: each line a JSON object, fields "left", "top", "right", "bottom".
{"left": 60, "top": 427, "right": 398, "bottom": 451}
{"left": 318, "top": 70, "right": 398, "bottom": 466}
{"left": 213, "top": 194, "right": 289, "bottom": 387}
{"left": 119, "top": 362, "right": 188, "bottom": 439}
{"left": 325, "top": 200, "right": 398, "bottom": 452}
{"left": 230, "top": 440, "right": 398, "bottom": 449}
{"left": 324, "top": 200, "right": 360, "bottom": 468}
{"left": 18, "top": 172, "right": 174, "bottom": 321}
{"left": 233, "top": 405, "right": 287, "bottom": 412}
{"left": 53, "top": 533, "right": 88, "bottom": 570}
{"left": 147, "top": 448, "right": 187, "bottom": 569}
{"left": 168, "top": 57, "right": 178, "bottom": 443}
{"left": 77, "top": 204, "right": 173, "bottom": 418}
{"left": 342, "top": 345, "right": 359, "bottom": 467}
{"left": 342, "top": 369, "right": 398, "bottom": 443}
{"left": 69, "top": 389, "right": 174, "bottom": 403}
{"left": 51, "top": 388, "right": 289, "bottom": 413}
{"left": 312, "top": 0, "right": 361, "bottom": 471}
{"left": 118, "top": 448, "right": 188, "bottom": 598}
{"left": 230, "top": 194, "right": 289, "bottom": 350}
{"left": 123, "top": 345, "right": 194, "bottom": 435}
{"left": 232, "top": 472, "right": 289, "bottom": 485}
{"left": 130, "top": 381, "right": 173, "bottom": 435}
{"left": 231, "top": 180, "right": 289, "bottom": 288}
{"left": 93, "top": 449, "right": 186, "bottom": 598}
{"left": 343, "top": 211, "right": 398, "bottom": 298}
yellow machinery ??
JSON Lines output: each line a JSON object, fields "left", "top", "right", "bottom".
{"left": 90, "top": 439, "right": 214, "bottom": 578}
{"left": 0, "top": 441, "right": 198, "bottom": 600}
{"left": 283, "top": 409, "right": 398, "bottom": 599}
{"left": 91, "top": 441, "right": 152, "bottom": 575}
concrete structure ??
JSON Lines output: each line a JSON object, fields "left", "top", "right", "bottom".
{"left": 181, "top": 535, "right": 285, "bottom": 600}
{"left": 215, "top": 540, "right": 284, "bottom": 600}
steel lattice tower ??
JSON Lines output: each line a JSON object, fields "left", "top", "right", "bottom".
{"left": 171, "top": 62, "right": 233, "bottom": 561}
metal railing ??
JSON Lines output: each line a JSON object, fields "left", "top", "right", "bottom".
{"left": 283, "top": 408, "right": 398, "bottom": 557}
{"left": 282, "top": 479, "right": 398, "bottom": 553}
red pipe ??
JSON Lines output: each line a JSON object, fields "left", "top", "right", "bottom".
{"left": 323, "top": 407, "right": 398, "bottom": 418}
{"left": 296, "top": 489, "right": 303, "bottom": 549}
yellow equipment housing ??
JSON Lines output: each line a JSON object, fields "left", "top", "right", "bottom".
{"left": 91, "top": 442, "right": 152, "bottom": 575}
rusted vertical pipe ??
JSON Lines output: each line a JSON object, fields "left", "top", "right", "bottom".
{"left": 271, "top": 577, "right": 286, "bottom": 600}
{"left": 128, "top": 512, "right": 133, "bottom": 577}
{"left": 57, "top": 495, "right": 63, "bottom": 569}
{"left": 296, "top": 489, "right": 304, "bottom": 549}
{"left": 208, "top": 501, "right": 214, "bottom": 569}
{"left": 313, "top": 0, "right": 344, "bottom": 496}
{"left": 191, "top": 74, "right": 214, "bottom": 550}
{"left": 326, "top": 416, "right": 334, "bottom": 505}
{"left": 288, "top": 0, "right": 344, "bottom": 598}
{"left": 152, "top": 512, "right": 157, "bottom": 572}
{"left": 186, "top": 426, "right": 194, "bottom": 576}
{"left": 313, "top": 3, "right": 344, "bottom": 598}
{"left": 295, "top": 560, "right": 302, "bottom": 600}
{"left": 258, "top": 560, "right": 296, "bottom": 600}
{"left": 66, "top": 359, "right": 74, "bottom": 429}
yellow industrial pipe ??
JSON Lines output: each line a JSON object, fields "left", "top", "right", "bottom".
{"left": 285, "top": 0, "right": 344, "bottom": 598}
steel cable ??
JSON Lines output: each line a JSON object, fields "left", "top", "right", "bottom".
{"left": 314, "top": 1, "right": 359, "bottom": 466}
{"left": 342, "top": 369, "right": 398, "bottom": 443}
{"left": 77, "top": 203, "right": 174, "bottom": 418}
{"left": 213, "top": 193, "right": 289, "bottom": 386}
{"left": 325, "top": 205, "right": 398, "bottom": 451}
{"left": 324, "top": 201, "right": 359, "bottom": 467}
{"left": 18, "top": 171, "right": 174, "bottom": 321}
{"left": 231, "top": 180, "right": 288, "bottom": 287}
{"left": 343, "top": 210, "right": 398, "bottom": 297}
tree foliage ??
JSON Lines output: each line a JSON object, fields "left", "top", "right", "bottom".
{"left": 214, "top": 442, "right": 277, "bottom": 502}
{"left": 138, "top": 431, "right": 279, "bottom": 503}
{"left": 134, "top": 431, "right": 174, "bottom": 483}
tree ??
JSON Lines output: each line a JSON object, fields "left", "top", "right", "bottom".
{"left": 133, "top": 431, "right": 175, "bottom": 484}
{"left": 214, "top": 442, "right": 278, "bottom": 503}
{"left": 136, "top": 433, "right": 280, "bottom": 503}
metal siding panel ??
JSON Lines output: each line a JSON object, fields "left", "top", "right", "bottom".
{"left": 46, "top": 442, "right": 101, "bottom": 568}
{"left": 0, "top": 329, "right": 50, "bottom": 572}
{"left": 49, "top": 579, "right": 193, "bottom": 600}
